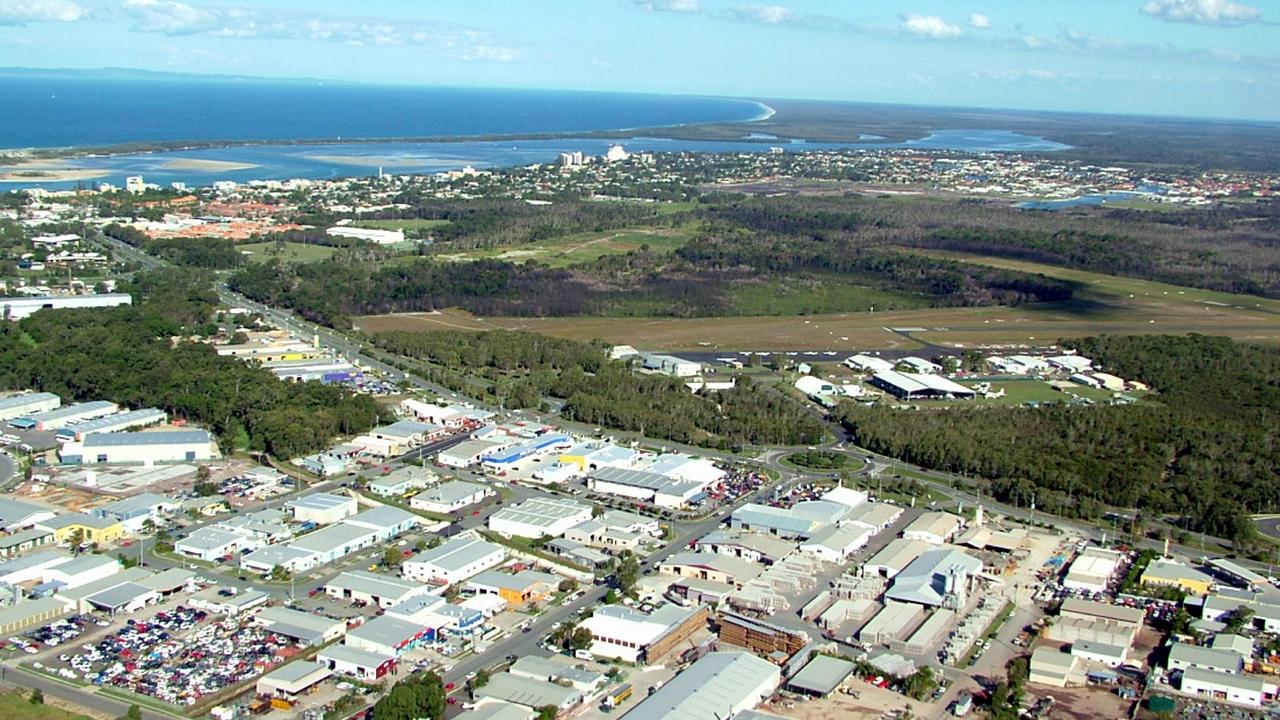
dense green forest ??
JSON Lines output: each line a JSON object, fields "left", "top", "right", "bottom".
{"left": 0, "top": 268, "right": 387, "bottom": 458}
{"left": 371, "top": 330, "right": 826, "bottom": 449}
{"left": 836, "top": 335, "right": 1280, "bottom": 547}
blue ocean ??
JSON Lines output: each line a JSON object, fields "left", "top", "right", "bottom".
{"left": 0, "top": 74, "right": 770, "bottom": 147}
{"left": 0, "top": 73, "right": 1070, "bottom": 189}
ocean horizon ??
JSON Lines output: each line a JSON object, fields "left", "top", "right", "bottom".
{"left": 0, "top": 73, "right": 769, "bottom": 150}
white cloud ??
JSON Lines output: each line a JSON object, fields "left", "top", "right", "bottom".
{"left": 108, "top": 1, "right": 521, "bottom": 62}
{"left": 969, "top": 13, "right": 991, "bottom": 29}
{"left": 632, "top": 0, "right": 701, "bottom": 12}
{"left": 0, "top": 0, "right": 87, "bottom": 23}
{"left": 730, "top": 4, "right": 794, "bottom": 24}
{"left": 463, "top": 44, "right": 518, "bottom": 62}
{"left": 902, "top": 14, "right": 962, "bottom": 39}
{"left": 1140, "top": 0, "right": 1261, "bottom": 25}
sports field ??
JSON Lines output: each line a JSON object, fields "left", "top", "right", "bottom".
{"left": 355, "top": 255, "right": 1280, "bottom": 351}
{"left": 238, "top": 241, "right": 337, "bottom": 264}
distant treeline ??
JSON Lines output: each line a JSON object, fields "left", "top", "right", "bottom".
{"left": 371, "top": 329, "right": 826, "bottom": 449}
{"left": 0, "top": 268, "right": 388, "bottom": 458}
{"left": 836, "top": 334, "right": 1280, "bottom": 548}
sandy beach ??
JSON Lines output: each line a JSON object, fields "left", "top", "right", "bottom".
{"left": 159, "top": 158, "right": 260, "bottom": 172}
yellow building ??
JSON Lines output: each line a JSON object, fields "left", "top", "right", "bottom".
{"left": 1141, "top": 558, "right": 1214, "bottom": 596}
{"left": 39, "top": 513, "right": 125, "bottom": 545}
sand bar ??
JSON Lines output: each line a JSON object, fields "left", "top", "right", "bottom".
{"left": 304, "top": 154, "right": 434, "bottom": 168}
{"left": 0, "top": 166, "right": 109, "bottom": 183}
{"left": 159, "top": 158, "right": 260, "bottom": 172}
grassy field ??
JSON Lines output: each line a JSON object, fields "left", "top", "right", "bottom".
{"left": 239, "top": 241, "right": 337, "bottom": 264}
{"left": 0, "top": 692, "right": 93, "bottom": 720}
{"left": 351, "top": 218, "right": 453, "bottom": 231}
{"left": 354, "top": 254, "right": 1280, "bottom": 351}
{"left": 727, "top": 276, "right": 931, "bottom": 316}
{"left": 433, "top": 226, "right": 692, "bottom": 268}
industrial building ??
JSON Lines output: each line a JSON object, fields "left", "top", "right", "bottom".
{"left": 869, "top": 370, "right": 976, "bottom": 400}
{"left": 0, "top": 293, "right": 132, "bottom": 321}
{"left": 729, "top": 503, "right": 827, "bottom": 539}
{"left": 864, "top": 538, "right": 932, "bottom": 579}
{"left": 487, "top": 497, "right": 593, "bottom": 538}
{"left": 785, "top": 654, "right": 855, "bottom": 697}
{"left": 900, "top": 512, "right": 964, "bottom": 545}
{"left": 0, "top": 498, "right": 57, "bottom": 531}
{"left": 1140, "top": 558, "right": 1215, "bottom": 596}
{"left": 438, "top": 439, "right": 509, "bottom": 468}
{"left": 175, "top": 526, "right": 247, "bottom": 562}
{"left": 859, "top": 601, "right": 925, "bottom": 645}
{"left": 1179, "top": 666, "right": 1264, "bottom": 708}
{"left": 0, "top": 597, "right": 68, "bottom": 634}
{"left": 0, "top": 392, "right": 60, "bottom": 421}
{"left": 367, "top": 466, "right": 438, "bottom": 497}
{"left": 716, "top": 610, "right": 808, "bottom": 659}
{"left": 345, "top": 614, "right": 434, "bottom": 656}
{"left": 59, "top": 430, "right": 217, "bottom": 465}
{"left": 474, "top": 673, "right": 582, "bottom": 713}
{"left": 403, "top": 536, "right": 506, "bottom": 586}
{"left": 660, "top": 551, "right": 765, "bottom": 588}
{"left": 640, "top": 353, "right": 701, "bottom": 378}
{"left": 800, "top": 522, "right": 876, "bottom": 562}
{"left": 254, "top": 606, "right": 347, "bottom": 646}
{"left": 316, "top": 644, "right": 397, "bottom": 681}
{"left": 409, "top": 480, "right": 493, "bottom": 514}
{"left": 91, "top": 492, "right": 177, "bottom": 533}
{"left": 325, "top": 226, "right": 405, "bottom": 245}
{"left": 1029, "top": 646, "right": 1084, "bottom": 687}
{"left": 578, "top": 604, "right": 709, "bottom": 664}
{"left": 466, "top": 569, "right": 561, "bottom": 606}
{"left": 55, "top": 408, "right": 167, "bottom": 441}
{"left": 325, "top": 571, "right": 434, "bottom": 609}
{"left": 884, "top": 548, "right": 983, "bottom": 607}
{"left": 21, "top": 400, "right": 118, "bottom": 430}
{"left": 695, "top": 529, "right": 795, "bottom": 565}
{"left": 286, "top": 493, "right": 358, "bottom": 525}
{"left": 256, "top": 660, "right": 333, "bottom": 700}
{"left": 622, "top": 651, "right": 780, "bottom": 720}
{"left": 1063, "top": 547, "right": 1124, "bottom": 594}
{"left": 587, "top": 466, "right": 707, "bottom": 508}
{"left": 1167, "top": 643, "right": 1244, "bottom": 675}
{"left": 480, "top": 434, "right": 573, "bottom": 471}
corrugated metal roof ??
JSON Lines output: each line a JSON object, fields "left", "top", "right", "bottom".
{"left": 83, "top": 430, "right": 210, "bottom": 447}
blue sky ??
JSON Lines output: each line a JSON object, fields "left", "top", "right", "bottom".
{"left": 1, "top": 0, "right": 1277, "bottom": 120}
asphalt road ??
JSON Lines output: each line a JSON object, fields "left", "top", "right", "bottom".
{"left": 0, "top": 452, "right": 16, "bottom": 489}
{"left": 2, "top": 664, "right": 176, "bottom": 720}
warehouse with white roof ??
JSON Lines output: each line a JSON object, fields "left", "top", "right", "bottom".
{"left": 59, "top": 429, "right": 217, "bottom": 465}
{"left": 622, "top": 651, "right": 780, "bottom": 720}
{"left": 56, "top": 408, "right": 166, "bottom": 441}
{"left": 869, "top": 370, "right": 976, "bottom": 400}
{"left": 0, "top": 392, "right": 60, "bottom": 421}
{"left": 403, "top": 536, "right": 506, "bottom": 586}
{"left": 23, "top": 400, "right": 118, "bottom": 430}
{"left": 488, "top": 497, "right": 593, "bottom": 538}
